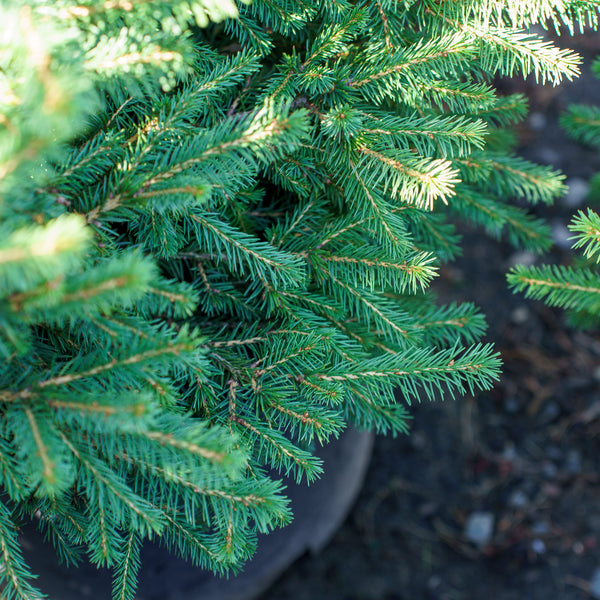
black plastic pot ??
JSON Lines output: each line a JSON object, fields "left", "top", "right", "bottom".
{"left": 20, "top": 427, "right": 373, "bottom": 600}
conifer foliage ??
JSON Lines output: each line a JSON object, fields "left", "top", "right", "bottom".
{"left": 1, "top": 1, "right": 598, "bottom": 599}
{"left": 508, "top": 53, "right": 600, "bottom": 322}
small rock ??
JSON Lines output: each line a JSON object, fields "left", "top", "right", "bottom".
{"left": 426, "top": 575, "right": 443, "bottom": 600}
{"left": 508, "top": 250, "right": 537, "bottom": 268}
{"left": 524, "top": 569, "right": 542, "bottom": 583}
{"left": 508, "top": 489, "right": 529, "bottom": 509}
{"left": 563, "top": 178, "right": 590, "bottom": 208}
{"left": 545, "top": 445, "right": 563, "bottom": 461}
{"left": 536, "top": 147, "right": 562, "bottom": 166}
{"left": 528, "top": 112, "right": 547, "bottom": 130}
{"left": 532, "top": 538, "right": 546, "bottom": 554}
{"left": 552, "top": 220, "right": 573, "bottom": 250}
{"left": 503, "top": 396, "right": 521, "bottom": 414}
{"left": 532, "top": 521, "right": 551, "bottom": 536}
{"left": 502, "top": 443, "right": 518, "bottom": 462}
{"left": 585, "top": 536, "right": 598, "bottom": 551}
{"left": 573, "top": 541, "right": 585, "bottom": 555}
{"left": 356, "top": 576, "right": 389, "bottom": 600}
{"left": 419, "top": 501, "right": 440, "bottom": 517}
{"left": 488, "top": 436, "right": 504, "bottom": 452}
{"left": 540, "top": 482, "right": 561, "bottom": 497}
{"left": 464, "top": 512, "right": 495, "bottom": 546}
{"left": 590, "top": 515, "right": 600, "bottom": 531}
{"left": 409, "top": 431, "right": 427, "bottom": 450}
{"left": 540, "top": 401, "right": 561, "bottom": 424}
{"left": 510, "top": 306, "right": 530, "bottom": 325}
{"left": 568, "top": 376, "right": 593, "bottom": 391}
{"left": 590, "top": 568, "right": 600, "bottom": 599}
{"left": 542, "top": 461, "right": 558, "bottom": 479}
{"left": 565, "top": 449, "right": 582, "bottom": 474}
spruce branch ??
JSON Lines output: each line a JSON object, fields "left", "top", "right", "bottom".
{"left": 190, "top": 212, "right": 307, "bottom": 288}
{"left": 356, "top": 145, "right": 460, "bottom": 209}
{"left": 314, "top": 269, "right": 420, "bottom": 346}
{"left": 231, "top": 413, "right": 324, "bottom": 483}
{"left": 454, "top": 153, "right": 567, "bottom": 205}
{"left": 310, "top": 343, "right": 501, "bottom": 400}
{"left": 359, "top": 111, "right": 488, "bottom": 158}
{"left": 403, "top": 299, "right": 488, "bottom": 346}
{"left": 560, "top": 103, "right": 600, "bottom": 147}
{"left": 350, "top": 33, "right": 478, "bottom": 94}
{"left": 84, "top": 498, "right": 125, "bottom": 567}
{"left": 570, "top": 209, "right": 600, "bottom": 262}
{"left": 508, "top": 263, "right": 600, "bottom": 315}
{"left": 415, "top": 80, "right": 498, "bottom": 114}
{"left": 0, "top": 215, "right": 90, "bottom": 295}
{"left": 0, "top": 439, "right": 27, "bottom": 502}
{"left": 37, "top": 515, "right": 83, "bottom": 569}
{"left": 312, "top": 249, "right": 437, "bottom": 294}
{"left": 111, "top": 528, "right": 141, "bottom": 600}
{"left": 0, "top": 500, "right": 44, "bottom": 600}
{"left": 345, "top": 383, "right": 411, "bottom": 435}
{"left": 458, "top": 24, "right": 581, "bottom": 84}
{"left": 448, "top": 185, "right": 554, "bottom": 252}
{"left": 15, "top": 405, "right": 74, "bottom": 497}
{"left": 61, "top": 432, "right": 166, "bottom": 538}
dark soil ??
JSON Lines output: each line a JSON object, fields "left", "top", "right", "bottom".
{"left": 260, "top": 31, "right": 600, "bottom": 600}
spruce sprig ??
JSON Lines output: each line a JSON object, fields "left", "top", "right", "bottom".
{"left": 508, "top": 52, "right": 600, "bottom": 324}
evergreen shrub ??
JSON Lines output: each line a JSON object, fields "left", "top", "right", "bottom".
{"left": 1, "top": 1, "right": 598, "bottom": 598}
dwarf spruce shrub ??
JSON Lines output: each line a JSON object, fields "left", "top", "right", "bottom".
{"left": 2, "top": 1, "right": 598, "bottom": 599}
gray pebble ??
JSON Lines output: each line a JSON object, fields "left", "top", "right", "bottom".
{"left": 537, "top": 147, "right": 562, "bottom": 166}
{"left": 565, "top": 449, "right": 582, "bottom": 474}
{"left": 503, "top": 396, "right": 521, "bottom": 414}
{"left": 508, "top": 489, "right": 529, "bottom": 509}
{"left": 510, "top": 306, "right": 530, "bottom": 324}
{"left": 531, "top": 538, "right": 546, "bottom": 554}
{"left": 542, "top": 461, "right": 558, "bottom": 479}
{"left": 551, "top": 220, "right": 573, "bottom": 250}
{"left": 532, "top": 521, "right": 550, "bottom": 535}
{"left": 464, "top": 512, "right": 495, "bottom": 546}
{"left": 590, "top": 568, "right": 600, "bottom": 599}
{"left": 508, "top": 250, "right": 537, "bottom": 268}
{"left": 529, "top": 112, "right": 547, "bottom": 131}
{"left": 563, "top": 177, "right": 590, "bottom": 208}
{"left": 545, "top": 445, "right": 563, "bottom": 461}
{"left": 540, "top": 401, "right": 561, "bottom": 424}
{"left": 502, "top": 443, "right": 518, "bottom": 462}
